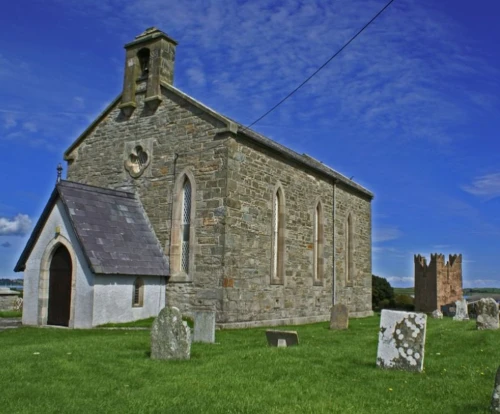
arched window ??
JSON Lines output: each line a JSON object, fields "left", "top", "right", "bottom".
{"left": 133, "top": 278, "right": 144, "bottom": 307}
{"left": 181, "top": 178, "right": 192, "bottom": 273}
{"left": 346, "top": 213, "right": 354, "bottom": 284}
{"left": 169, "top": 170, "right": 196, "bottom": 282}
{"left": 313, "top": 201, "right": 324, "bottom": 284}
{"left": 137, "top": 48, "right": 150, "bottom": 78}
{"left": 271, "top": 186, "right": 285, "bottom": 284}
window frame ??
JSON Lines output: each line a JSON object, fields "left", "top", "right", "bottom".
{"left": 271, "top": 184, "right": 285, "bottom": 285}
{"left": 313, "top": 201, "right": 324, "bottom": 285}
{"left": 132, "top": 277, "right": 144, "bottom": 308}
{"left": 169, "top": 169, "right": 196, "bottom": 283}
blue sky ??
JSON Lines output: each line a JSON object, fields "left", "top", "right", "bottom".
{"left": 1, "top": 0, "right": 499, "bottom": 287}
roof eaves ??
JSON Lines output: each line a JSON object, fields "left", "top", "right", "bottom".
{"left": 236, "top": 127, "right": 374, "bottom": 199}
{"left": 159, "top": 83, "right": 372, "bottom": 198}
{"left": 14, "top": 186, "right": 60, "bottom": 272}
{"left": 63, "top": 94, "right": 122, "bottom": 161}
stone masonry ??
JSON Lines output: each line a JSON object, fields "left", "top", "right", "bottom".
{"left": 414, "top": 253, "right": 463, "bottom": 313}
{"left": 63, "top": 28, "right": 373, "bottom": 328}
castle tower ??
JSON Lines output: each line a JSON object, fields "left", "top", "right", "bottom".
{"left": 119, "top": 27, "right": 178, "bottom": 115}
{"left": 414, "top": 253, "right": 463, "bottom": 313}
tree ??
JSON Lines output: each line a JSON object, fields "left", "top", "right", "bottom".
{"left": 372, "top": 275, "right": 394, "bottom": 309}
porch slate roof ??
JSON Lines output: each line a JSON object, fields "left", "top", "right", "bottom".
{"left": 14, "top": 180, "right": 169, "bottom": 276}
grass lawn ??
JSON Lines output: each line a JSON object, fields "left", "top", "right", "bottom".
{"left": 1, "top": 316, "right": 499, "bottom": 413}
{"left": 0, "top": 310, "right": 22, "bottom": 318}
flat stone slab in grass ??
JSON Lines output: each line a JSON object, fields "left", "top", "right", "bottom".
{"left": 453, "top": 298, "right": 469, "bottom": 321}
{"left": 151, "top": 306, "right": 191, "bottom": 360}
{"left": 476, "top": 298, "right": 499, "bottom": 330}
{"left": 193, "top": 310, "right": 215, "bottom": 343}
{"left": 266, "top": 330, "right": 299, "bottom": 347}
{"left": 376, "top": 309, "right": 427, "bottom": 372}
{"left": 330, "top": 304, "right": 349, "bottom": 330}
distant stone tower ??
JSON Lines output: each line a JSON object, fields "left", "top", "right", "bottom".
{"left": 414, "top": 253, "right": 463, "bottom": 313}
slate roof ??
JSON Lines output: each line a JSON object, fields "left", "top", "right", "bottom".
{"left": 15, "top": 180, "right": 169, "bottom": 276}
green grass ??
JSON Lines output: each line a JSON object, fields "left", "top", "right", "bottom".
{"left": 97, "top": 317, "right": 156, "bottom": 328}
{"left": 394, "top": 287, "right": 414, "bottom": 295}
{"left": 97, "top": 316, "right": 194, "bottom": 328}
{"left": 1, "top": 316, "right": 499, "bottom": 413}
{"left": 0, "top": 310, "right": 22, "bottom": 318}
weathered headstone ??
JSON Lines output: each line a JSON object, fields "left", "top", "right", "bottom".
{"left": 151, "top": 306, "right": 191, "bottom": 360}
{"left": 453, "top": 298, "right": 469, "bottom": 321}
{"left": 376, "top": 309, "right": 427, "bottom": 372}
{"left": 492, "top": 366, "right": 500, "bottom": 412}
{"left": 476, "top": 298, "right": 499, "bottom": 330}
{"left": 330, "top": 304, "right": 349, "bottom": 330}
{"left": 432, "top": 309, "right": 443, "bottom": 319}
{"left": 193, "top": 309, "right": 216, "bottom": 343}
{"left": 265, "top": 330, "right": 299, "bottom": 347}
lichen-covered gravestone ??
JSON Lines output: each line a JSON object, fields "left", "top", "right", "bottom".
{"left": 330, "top": 304, "right": 349, "bottom": 330}
{"left": 376, "top": 309, "right": 427, "bottom": 372}
{"left": 453, "top": 298, "right": 469, "bottom": 321}
{"left": 491, "top": 366, "right": 500, "bottom": 412}
{"left": 476, "top": 298, "right": 499, "bottom": 330}
{"left": 151, "top": 306, "right": 191, "bottom": 360}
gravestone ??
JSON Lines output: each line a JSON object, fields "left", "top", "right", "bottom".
{"left": 330, "top": 304, "right": 349, "bottom": 330}
{"left": 431, "top": 309, "right": 443, "bottom": 319}
{"left": 492, "top": 366, "right": 500, "bottom": 412}
{"left": 193, "top": 309, "right": 216, "bottom": 343}
{"left": 476, "top": 298, "right": 499, "bottom": 330}
{"left": 151, "top": 306, "right": 191, "bottom": 360}
{"left": 266, "top": 330, "right": 299, "bottom": 347}
{"left": 453, "top": 299, "right": 469, "bottom": 321}
{"left": 376, "top": 309, "right": 427, "bottom": 372}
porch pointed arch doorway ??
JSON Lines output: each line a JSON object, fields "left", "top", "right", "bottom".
{"left": 47, "top": 245, "right": 73, "bottom": 326}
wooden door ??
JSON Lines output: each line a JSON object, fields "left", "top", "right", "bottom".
{"left": 47, "top": 245, "right": 72, "bottom": 326}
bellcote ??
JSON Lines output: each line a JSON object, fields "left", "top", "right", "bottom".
{"left": 120, "top": 27, "right": 178, "bottom": 115}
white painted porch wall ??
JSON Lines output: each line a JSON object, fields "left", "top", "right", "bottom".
{"left": 92, "top": 275, "right": 165, "bottom": 326}
{"left": 22, "top": 200, "right": 94, "bottom": 328}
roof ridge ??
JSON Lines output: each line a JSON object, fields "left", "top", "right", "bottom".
{"left": 58, "top": 180, "right": 136, "bottom": 199}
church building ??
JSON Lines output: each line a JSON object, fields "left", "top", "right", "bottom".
{"left": 15, "top": 28, "right": 374, "bottom": 328}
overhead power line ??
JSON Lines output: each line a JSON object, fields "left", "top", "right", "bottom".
{"left": 242, "top": 0, "right": 396, "bottom": 131}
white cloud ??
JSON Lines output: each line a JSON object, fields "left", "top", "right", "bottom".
{"left": 466, "top": 279, "right": 500, "bottom": 288}
{"left": 186, "top": 67, "right": 206, "bottom": 87}
{"left": 462, "top": 173, "right": 500, "bottom": 199}
{"left": 73, "top": 96, "right": 85, "bottom": 109}
{"left": 0, "top": 214, "right": 32, "bottom": 236}
{"left": 373, "top": 226, "right": 402, "bottom": 243}
{"left": 3, "top": 112, "right": 17, "bottom": 129}
{"left": 432, "top": 244, "right": 451, "bottom": 250}
{"left": 22, "top": 121, "right": 38, "bottom": 132}
{"left": 52, "top": 0, "right": 498, "bottom": 145}
{"left": 385, "top": 276, "right": 414, "bottom": 286}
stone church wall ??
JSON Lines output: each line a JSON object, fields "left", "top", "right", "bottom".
{"left": 66, "top": 89, "right": 228, "bottom": 316}
{"left": 334, "top": 184, "right": 373, "bottom": 318}
{"left": 66, "top": 86, "right": 373, "bottom": 326}
{"left": 218, "top": 137, "right": 372, "bottom": 327}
